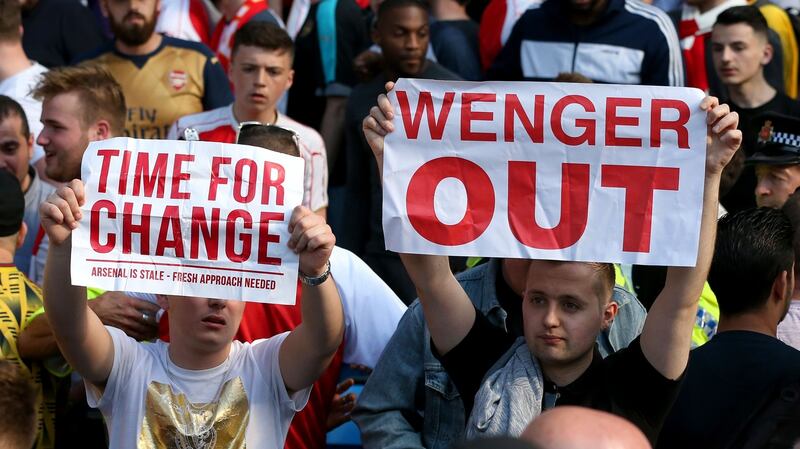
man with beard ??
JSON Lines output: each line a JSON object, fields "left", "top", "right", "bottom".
{"left": 77, "top": 0, "right": 232, "bottom": 139}
{"left": 339, "top": 0, "right": 460, "bottom": 302}
{"left": 487, "top": 0, "right": 683, "bottom": 86}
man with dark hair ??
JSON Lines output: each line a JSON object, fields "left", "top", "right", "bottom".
{"left": 745, "top": 112, "right": 800, "bottom": 209}
{"left": 0, "top": 360, "right": 37, "bottom": 449}
{"left": 77, "top": 0, "right": 232, "bottom": 138}
{"left": 0, "top": 171, "right": 57, "bottom": 449}
{"left": 0, "top": 95, "right": 55, "bottom": 284}
{"left": 170, "top": 21, "right": 329, "bottom": 217}
{"left": 487, "top": 0, "right": 683, "bottom": 86}
{"left": 0, "top": 0, "right": 48, "bottom": 182}
{"left": 363, "top": 86, "right": 740, "bottom": 443}
{"left": 339, "top": 0, "right": 460, "bottom": 302}
{"left": 658, "top": 208, "right": 800, "bottom": 449}
{"left": 711, "top": 5, "right": 800, "bottom": 213}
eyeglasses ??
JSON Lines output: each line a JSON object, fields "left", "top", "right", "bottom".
{"left": 236, "top": 121, "right": 301, "bottom": 151}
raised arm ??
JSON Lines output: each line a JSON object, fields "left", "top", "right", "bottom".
{"left": 640, "top": 97, "right": 741, "bottom": 379}
{"left": 279, "top": 206, "right": 344, "bottom": 394}
{"left": 362, "top": 83, "right": 475, "bottom": 355}
{"left": 39, "top": 180, "right": 114, "bottom": 387}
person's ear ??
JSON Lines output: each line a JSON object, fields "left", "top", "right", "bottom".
{"left": 156, "top": 294, "right": 170, "bottom": 310}
{"left": 762, "top": 42, "right": 774, "bottom": 66}
{"left": 773, "top": 269, "right": 790, "bottom": 304}
{"left": 601, "top": 298, "right": 619, "bottom": 331}
{"left": 15, "top": 222, "right": 28, "bottom": 250}
{"left": 93, "top": 121, "right": 112, "bottom": 140}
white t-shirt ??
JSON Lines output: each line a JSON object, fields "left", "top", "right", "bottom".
{"left": 87, "top": 326, "right": 310, "bottom": 449}
{"left": 778, "top": 300, "right": 800, "bottom": 351}
{"left": 0, "top": 62, "right": 47, "bottom": 162}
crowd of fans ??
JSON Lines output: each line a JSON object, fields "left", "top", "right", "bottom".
{"left": 0, "top": 0, "right": 800, "bottom": 447}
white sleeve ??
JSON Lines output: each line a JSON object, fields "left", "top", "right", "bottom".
{"left": 85, "top": 326, "right": 144, "bottom": 411}
{"left": 297, "top": 133, "right": 328, "bottom": 212}
{"left": 329, "top": 246, "right": 407, "bottom": 368}
{"left": 251, "top": 331, "right": 311, "bottom": 413}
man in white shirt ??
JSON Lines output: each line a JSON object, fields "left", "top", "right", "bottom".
{"left": 39, "top": 179, "right": 345, "bottom": 447}
{"left": 0, "top": 0, "right": 48, "bottom": 182}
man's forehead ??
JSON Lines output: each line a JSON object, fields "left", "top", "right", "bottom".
{"left": 712, "top": 23, "right": 761, "bottom": 41}
{"left": 0, "top": 114, "right": 26, "bottom": 137}
{"left": 233, "top": 46, "right": 291, "bottom": 64}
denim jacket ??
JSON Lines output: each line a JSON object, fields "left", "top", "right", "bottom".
{"left": 351, "top": 259, "right": 646, "bottom": 449}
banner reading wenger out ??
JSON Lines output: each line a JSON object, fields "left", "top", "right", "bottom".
{"left": 383, "top": 79, "right": 708, "bottom": 266}
{"left": 71, "top": 137, "right": 305, "bottom": 303}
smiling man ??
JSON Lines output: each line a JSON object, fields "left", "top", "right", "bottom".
{"left": 169, "top": 21, "right": 329, "bottom": 218}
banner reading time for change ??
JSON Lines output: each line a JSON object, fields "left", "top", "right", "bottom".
{"left": 71, "top": 137, "right": 305, "bottom": 303}
{"left": 383, "top": 79, "right": 708, "bottom": 266}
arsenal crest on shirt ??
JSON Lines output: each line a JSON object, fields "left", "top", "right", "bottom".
{"left": 168, "top": 70, "right": 187, "bottom": 91}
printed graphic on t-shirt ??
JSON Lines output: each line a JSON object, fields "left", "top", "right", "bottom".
{"left": 138, "top": 377, "right": 250, "bottom": 448}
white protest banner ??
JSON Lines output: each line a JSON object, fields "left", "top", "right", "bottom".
{"left": 71, "top": 137, "right": 305, "bottom": 303}
{"left": 383, "top": 79, "right": 708, "bottom": 266}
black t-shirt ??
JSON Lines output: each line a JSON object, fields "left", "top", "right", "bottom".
{"left": 22, "top": 0, "right": 106, "bottom": 68}
{"left": 721, "top": 93, "right": 800, "bottom": 213}
{"left": 439, "top": 310, "right": 683, "bottom": 444}
{"left": 657, "top": 331, "right": 800, "bottom": 449}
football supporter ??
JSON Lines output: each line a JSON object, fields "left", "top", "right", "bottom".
{"left": 0, "top": 96, "right": 54, "bottom": 284}
{"left": 77, "top": 0, "right": 232, "bottom": 138}
{"left": 657, "top": 208, "right": 800, "bottom": 449}
{"left": 169, "top": 22, "right": 328, "bottom": 217}
{"left": 362, "top": 83, "right": 740, "bottom": 443}
{"left": 39, "top": 175, "right": 344, "bottom": 447}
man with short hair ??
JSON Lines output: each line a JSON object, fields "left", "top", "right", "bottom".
{"left": 362, "top": 85, "right": 740, "bottom": 443}
{"left": 0, "top": 171, "right": 57, "bottom": 449}
{"left": 0, "top": 96, "right": 54, "bottom": 284}
{"left": 657, "top": 207, "right": 800, "bottom": 449}
{"left": 710, "top": 5, "right": 800, "bottom": 213}
{"left": 78, "top": 0, "right": 232, "bottom": 138}
{"left": 340, "top": 0, "right": 460, "bottom": 302}
{"left": 0, "top": 0, "right": 48, "bottom": 181}
{"left": 352, "top": 258, "right": 646, "bottom": 449}
{"left": 170, "top": 21, "right": 329, "bottom": 217}
{"left": 487, "top": 0, "right": 683, "bottom": 86}
{"left": 39, "top": 173, "right": 345, "bottom": 446}
{"left": 746, "top": 112, "right": 800, "bottom": 209}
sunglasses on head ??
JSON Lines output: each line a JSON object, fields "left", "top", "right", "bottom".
{"left": 236, "top": 121, "right": 300, "bottom": 147}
